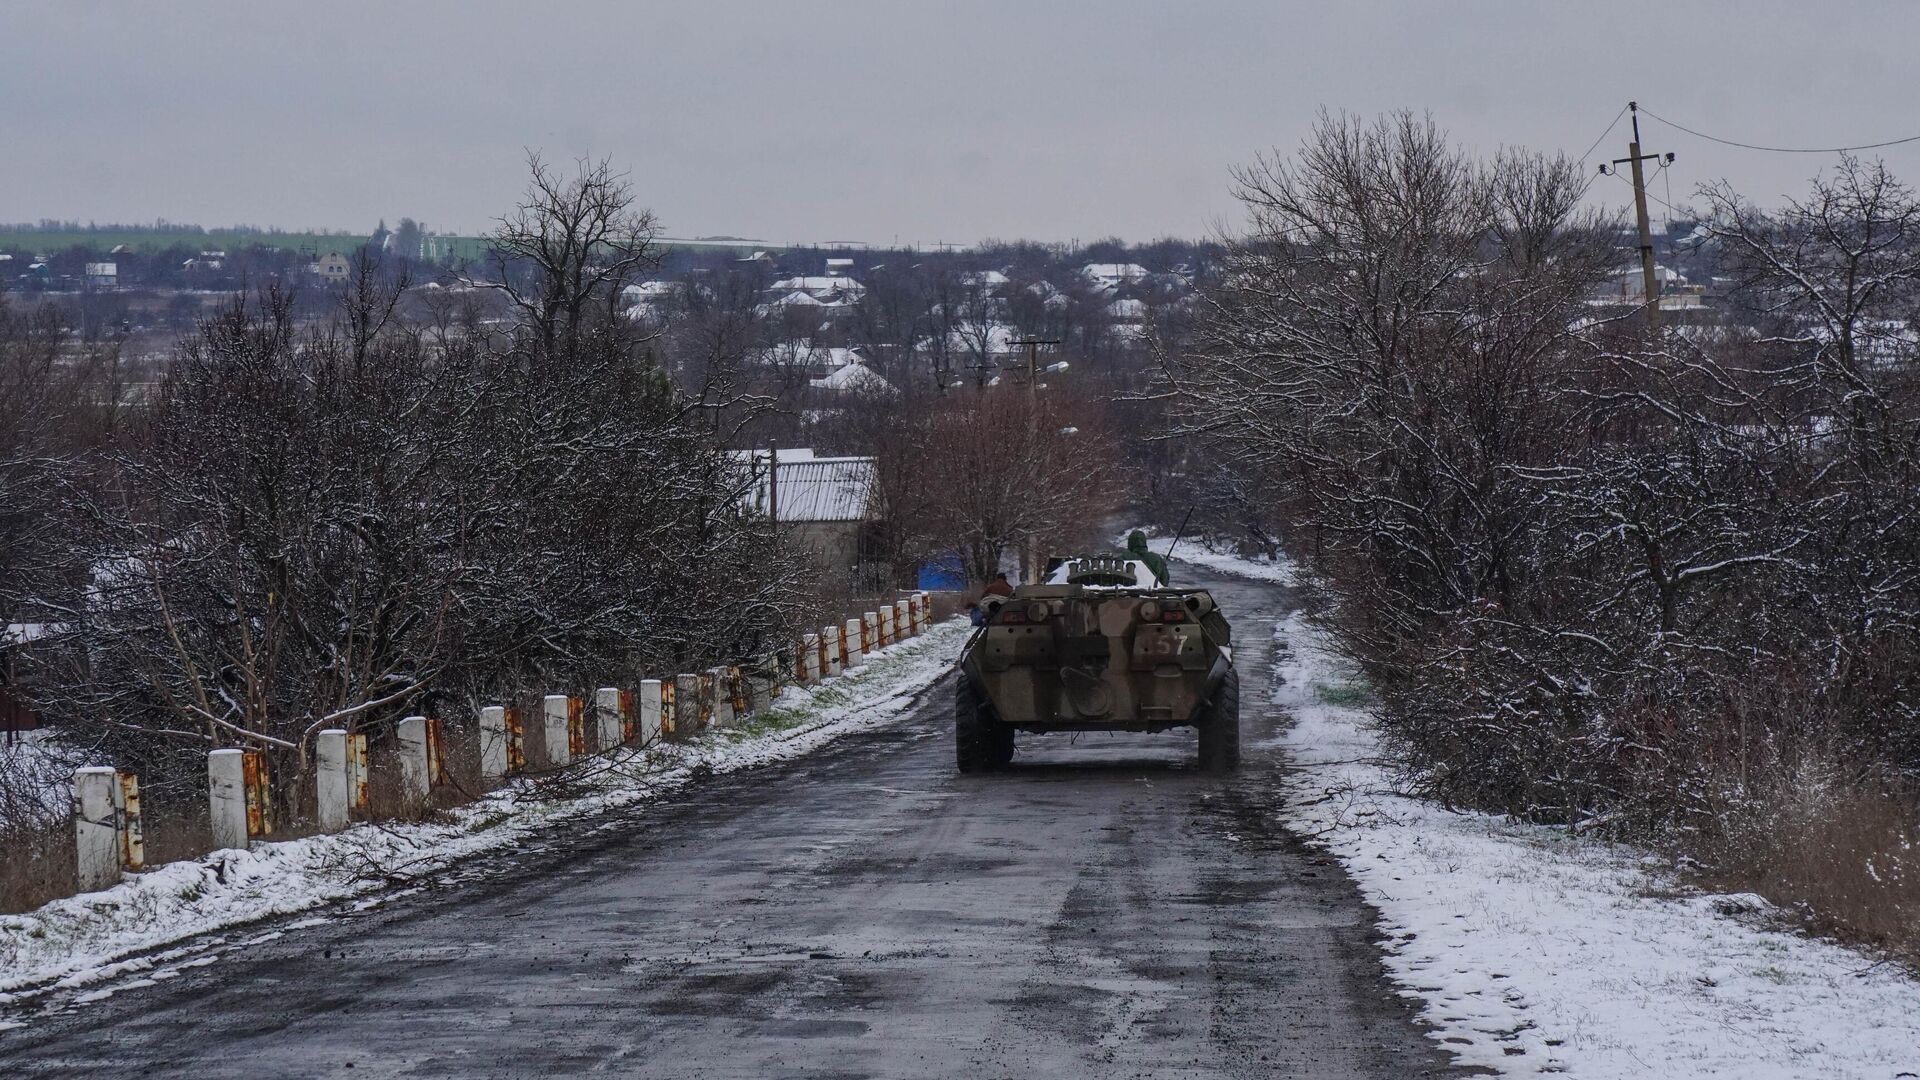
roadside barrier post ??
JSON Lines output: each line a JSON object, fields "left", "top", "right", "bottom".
{"left": 397, "top": 716, "right": 431, "bottom": 803}
{"left": 804, "top": 634, "right": 822, "bottom": 682}
{"left": 618, "top": 687, "right": 638, "bottom": 743}
{"left": 208, "top": 749, "right": 248, "bottom": 851}
{"left": 542, "top": 694, "right": 572, "bottom": 767}
{"left": 639, "top": 680, "right": 664, "bottom": 742}
{"left": 73, "top": 766, "right": 122, "bottom": 891}
{"left": 347, "top": 733, "right": 370, "bottom": 814}
{"left": 594, "top": 687, "right": 624, "bottom": 750}
{"left": 708, "top": 667, "right": 734, "bottom": 728}
{"left": 844, "top": 618, "right": 864, "bottom": 668}
{"left": 794, "top": 639, "right": 810, "bottom": 684}
{"left": 878, "top": 604, "right": 894, "bottom": 647}
{"left": 316, "top": 729, "right": 350, "bottom": 831}
{"left": 479, "top": 706, "right": 509, "bottom": 783}
{"left": 825, "top": 625, "right": 844, "bottom": 676}
{"left": 863, "top": 612, "right": 878, "bottom": 654}
{"left": 918, "top": 591, "right": 931, "bottom": 632}
{"left": 113, "top": 772, "right": 144, "bottom": 872}
{"left": 675, "top": 675, "right": 702, "bottom": 731}
{"left": 895, "top": 599, "right": 911, "bottom": 639}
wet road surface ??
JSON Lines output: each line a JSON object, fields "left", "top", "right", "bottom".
{"left": 0, "top": 569, "right": 1467, "bottom": 1078}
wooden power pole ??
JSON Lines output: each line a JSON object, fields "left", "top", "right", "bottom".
{"left": 1607, "top": 102, "right": 1674, "bottom": 330}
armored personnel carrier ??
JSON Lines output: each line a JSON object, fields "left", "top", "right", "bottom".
{"left": 955, "top": 554, "right": 1238, "bottom": 772}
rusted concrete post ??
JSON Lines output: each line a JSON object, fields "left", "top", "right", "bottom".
{"left": 843, "top": 618, "right": 864, "bottom": 668}
{"left": 878, "top": 604, "right": 894, "bottom": 647}
{"left": 825, "top": 625, "right": 844, "bottom": 677}
{"left": 316, "top": 729, "right": 350, "bottom": 831}
{"left": 639, "top": 680, "right": 664, "bottom": 743}
{"left": 918, "top": 592, "right": 932, "bottom": 633}
{"left": 396, "top": 716, "right": 431, "bottom": 803}
{"left": 594, "top": 687, "right": 624, "bottom": 750}
{"left": 73, "top": 767, "right": 121, "bottom": 891}
{"left": 478, "top": 705, "right": 509, "bottom": 783}
{"left": 208, "top": 749, "right": 248, "bottom": 852}
{"left": 863, "top": 612, "right": 879, "bottom": 655}
{"left": 894, "top": 599, "right": 910, "bottom": 639}
{"left": 542, "top": 694, "right": 572, "bottom": 767}
{"left": 113, "top": 772, "right": 144, "bottom": 872}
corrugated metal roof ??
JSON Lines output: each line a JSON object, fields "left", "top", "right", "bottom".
{"left": 741, "top": 454, "right": 876, "bottom": 523}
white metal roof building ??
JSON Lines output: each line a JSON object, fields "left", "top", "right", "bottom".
{"left": 736, "top": 450, "right": 877, "bottom": 524}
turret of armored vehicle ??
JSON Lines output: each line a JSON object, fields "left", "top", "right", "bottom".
{"left": 956, "top": 554, "right": 1238, "bottom": 772}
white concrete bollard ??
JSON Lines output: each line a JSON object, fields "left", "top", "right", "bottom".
{"left": 396, "top": 715, "right": 431, "bottom": 803}
{"left": 804, "top": 634, "right": 822, "bottom": 682}
{"left": 479, "top": 705, "right": 509, "bottom": 783}
{"left": 878, "top": 604, "right": 894, "bottom": 647}
{"left": 208, "top": 749, "right": 249, "bottom": 852}
{"left": 709, "top": 667, "right": 734, "bottom": 728}
{"left": 894, "top": 599, "right": 909, "bottom": 639}
{"left": 863, "top": 612, "right": 879, "bottom": 654}
{"left": 316, "top": 729, "right": 350, "bottom": 831}
{"left": 639, "top": 680, "right": 664, "bottom": 742}
{"left": 542, "top": 694, "right": 572, "bottom": 767}
{"left": 824, "top": 625, "right": 843, "bottom": 676}
{"left": 594, "top": 687, "right": 624, "bottom": 750}
{"left": 918, "top": 592, "right": 932, "bottom": 632}
{"left": 73, "top": 767, "right": 122, "bottom": 891}
{"left": 843, "top": 618, "right": 865, "bottom": 668}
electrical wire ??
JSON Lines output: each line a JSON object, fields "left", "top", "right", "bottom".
{"left": 1606, "top": 168, "right": 1688, "bottom": 218}
{"left": 1578, "top": 104, "right": 1630, "bottom": 165}
{"left": 1639, "top": 105, "right": 1920, "bottom": 154}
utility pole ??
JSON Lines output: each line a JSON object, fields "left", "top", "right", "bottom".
{"left": 1011, "top": 339, "right": 1062, "bottom": 402}
{"left": 1010, "top": 340, "right": 1061, "bottom": 583}
{"left": 1604, "top": 102, "right": 1675, "bottom": 330}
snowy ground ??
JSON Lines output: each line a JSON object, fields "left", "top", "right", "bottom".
{"left": 0, "top": 618, "right": 969, "bottom": 1009}
{"left": 1119, "top": 528, "right": 1295, "bottom": 586}
{"left": 1173, "top": 534, "right": 1920, "bottom": 1078}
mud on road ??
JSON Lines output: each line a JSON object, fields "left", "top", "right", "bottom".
{"left": 0, "top": 569, "right": 1470, "bottom": 1078}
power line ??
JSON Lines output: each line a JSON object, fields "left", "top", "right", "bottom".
{"left": 1639, "top": 105, "right": 1920, "bottom": 154}
{"left": 1577, "top": 104, "right": 1630, "bottom": 165}
{"left": 1606, "top": 168, "right": 1687, "bottom": 218}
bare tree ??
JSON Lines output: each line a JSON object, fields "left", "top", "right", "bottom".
{"left": 476, "top": 153, "right": 661, "bottom": 360}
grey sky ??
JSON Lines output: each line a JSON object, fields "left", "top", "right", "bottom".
{"left": 7, "top": 1, "right": 1920, "bottom": 245}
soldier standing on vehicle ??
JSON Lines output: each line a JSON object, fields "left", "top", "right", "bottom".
{"left": 1127, "top": 530, "right": 1170, "bottom": 586}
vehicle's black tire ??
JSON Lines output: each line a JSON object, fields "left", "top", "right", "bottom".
{"left": 956, "top": 677, "right": 1013, "bottom": 772}
{"left": 1197, "top": 668, "right": 1241, "bottom": 773}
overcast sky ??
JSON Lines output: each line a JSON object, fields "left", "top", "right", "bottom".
{"left": 7, "top": 2, "right": 1920, "bottom": 246}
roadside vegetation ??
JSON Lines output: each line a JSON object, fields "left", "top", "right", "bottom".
{"left": 1170, "top": 110, "right": 1920, "bottom": 966}
{"left": 0, "top": 159, "right": 804, "bottom": 902}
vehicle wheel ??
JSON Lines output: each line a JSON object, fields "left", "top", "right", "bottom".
{"left": 957, "top": 678, "right": 1012, "bottom": 772}
{"left": 1197, "top": 668, "right": 1240, "bottom": 773}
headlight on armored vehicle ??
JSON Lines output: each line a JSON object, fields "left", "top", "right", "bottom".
{"left": 1138, "top": 599, "right": 1161, "bottom": 621}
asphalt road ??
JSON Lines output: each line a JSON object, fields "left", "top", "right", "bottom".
{"left": 0, "top": 568, "right": 1467, "bottom": 1079}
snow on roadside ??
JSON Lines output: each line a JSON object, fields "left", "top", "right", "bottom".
{"left": 0, "top": 619, "right": 969, "bottom": 1007}
{"left": 1269, "top": 609, "right": 1920, "bottom": 1079}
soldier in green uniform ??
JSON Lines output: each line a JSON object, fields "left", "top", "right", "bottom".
{"left": 1127, "top": 530, "right": 1170, "bottom": 586}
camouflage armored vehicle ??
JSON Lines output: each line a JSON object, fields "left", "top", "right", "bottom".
{"left": 956, "top": 554, "right": 1238, "bottom": 773}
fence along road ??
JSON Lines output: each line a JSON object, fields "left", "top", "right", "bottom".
{"left": 0, "top": 567, "right": 1468, "bottom": 1079}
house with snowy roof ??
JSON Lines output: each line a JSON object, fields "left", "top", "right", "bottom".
{"left": 1082, "top": 262, "right": 1149, "bottom": 292}
{"left": 734, "top": 448, "right": 882, "bottom": 588}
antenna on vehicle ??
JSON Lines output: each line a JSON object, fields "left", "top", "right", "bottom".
{"left": 1163, "top": 507, "right": 1196, "bottom": 564}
